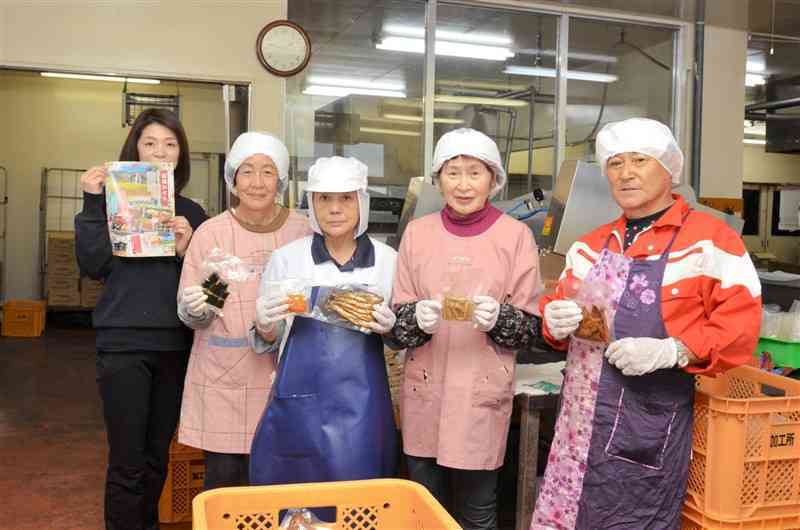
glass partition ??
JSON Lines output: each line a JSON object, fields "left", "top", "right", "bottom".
{"left": 564, "top": 18, "right": 677, "bottom": 168}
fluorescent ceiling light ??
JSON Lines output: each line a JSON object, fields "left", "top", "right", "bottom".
{"left": 434, "top": 94, "right": 527, "bottom": 108}
{"left": 437, "top": 79, "right": 528, "bottom": 92}
{"left": 383, "top": 113, "right": 464, "bottom": 124}
{"left": 746, "top": 73, "right": 766, "bottom": 87}
{"left": 360, "top": 127, "right": 420, "bottom": 137}
{"left": 517, "top": 48, "right": 618, "bottom": 64}
{"left": 41, "top": 72, "right": 160, "bottom": 84}
{"left": 503, "top": 65, "right": 618, "bottom": 83}
{"left": 306, "top": 76, "right": 405, "bottom": 92}
{"left": 303, "top": 85, "right": 406, "bottom": 98}
{"left": 746, "top": 59, "right": 766, "bottom": 73}
{"left": 743, "top": 138, "right": 766, "bottom": 145}
{"left": 383, "top": 25, "right": 512, "bottom": 46}
{"left": 743, "top": 120, "right": 766, "bottom": 136}
{"left": 376, "top": 36, "right": 514, "bottom": 61}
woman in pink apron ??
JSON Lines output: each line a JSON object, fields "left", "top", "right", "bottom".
{"left": 176, "top": 132, "right": 311, "bottom": 489}
{"left": 389, "top": 128, "right": 543, "bottom": 530}
{"left": 533, "top": 118, "right": 762, "bottom": 529}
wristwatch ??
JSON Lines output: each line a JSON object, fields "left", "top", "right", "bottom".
{"left": 674, "top": 338, "right": 691, "bottom": 368}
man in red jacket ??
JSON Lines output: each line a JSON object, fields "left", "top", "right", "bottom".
{"left": 531, "top": 118, "right": 761, "bottom": 530}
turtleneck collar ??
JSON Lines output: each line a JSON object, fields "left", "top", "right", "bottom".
{"left": 440, "top": 201, "right": 503, "bottom": 237}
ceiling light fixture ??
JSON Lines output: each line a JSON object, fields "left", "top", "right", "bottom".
{"left": 517, "top": 48, "right": 618, "bottom": 64}
{"left": 434, "top": 94, "right": 528, "bottom": 108}
{"left": 383, "top": 25, "right": 512, "bottom": 46}
{"left": 377, "top": 36, "right": 514, "bottom": 61}
{"left": 743, "top": 138, "right": 766, "bottom": 145}
{"left": 383, "top": 113, "right": 464, "bottom": 124}
{"left": 303, "top": 85, "right": 406, "bottom": 98}
{"left": 360, "top": 127, "right": 421, "bottom": 137}
{"left": 41, "top": 72, "right": 160, "bottom": 84}
{"left": 503, "top": 65, "right": 618, "bottom": 83}
{"left": 745, "top": 73, "right": 766, "bottom": 87}
{"left": 306, "top": 76, "right": 405, "bottom": 92}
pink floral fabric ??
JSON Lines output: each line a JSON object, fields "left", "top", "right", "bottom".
{"left": 531, "top": 249, "right": 631, "bottom": 530}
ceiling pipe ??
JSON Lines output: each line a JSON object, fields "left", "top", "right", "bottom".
{"left": 745, "top": 96, "right": 800, "bottom": 112}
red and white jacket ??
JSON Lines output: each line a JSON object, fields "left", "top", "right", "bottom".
{"left": 541, "top": 195, "right": 762, "bottom": 376}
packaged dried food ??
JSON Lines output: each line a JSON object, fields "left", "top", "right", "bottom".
{"left": 264, "top": 278, "right": 312, "bottom": 315}
{"left": 310, "top": 284, "right": 384, "bottom": 333}
{"left": 279, "top": 508, "right": 333, "bottom": 530}
{"left": 573, "top": 305, "right": 609, "bottom": 342}
{"left": 440, "top": 256, "right": 483, "bottom": 321}
{"left": 442, "top": 296, "right": 475, "bottom": 321}
{"left": 200, "top": 248, "right": 258, "bottom": 314}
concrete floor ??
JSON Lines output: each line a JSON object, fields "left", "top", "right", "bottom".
{"left": 0, "top": 326, "right": 190, "bottom": 530}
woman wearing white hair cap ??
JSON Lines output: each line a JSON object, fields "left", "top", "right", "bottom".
{"left": 389, "top": 128, "right": 543, "bottom": 530}
{"left": 175, "top": 131, "right": 311, "bottom": 489}
{"left": 533, "top": 118, "right": 760, "bottom": 529}
{"left": 249, "top": 156, "right": 399, "bottom": 487}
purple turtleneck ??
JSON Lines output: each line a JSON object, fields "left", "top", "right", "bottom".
{"left": 440, "top": 201, "right": 503, "bottom": 237}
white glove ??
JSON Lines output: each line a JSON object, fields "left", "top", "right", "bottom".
{"left": 544, "top": 300, "right": 583, "bottom": 340}
{"left": 605, "top": 337, "right": 678, "bottom": 376}
{"left": 369, "top": 304, "right": 397, "bottom": 334}
{"left": 472, "top": 295, "right": 500, "bottom": 333}
{"left": 416, "top": 300, "right": 443, "bottom": 335}
{"left": 179, "top": 286, "right": 212, "bottom": 319}
{"left": 255, "top": 294, "right": 290, "bottom": 332}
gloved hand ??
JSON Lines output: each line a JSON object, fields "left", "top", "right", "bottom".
{"left": 544, "top": 300, "right": 583, "bottom": 340}
{"left": 416, "top": 300, "right": 443, "bottom": 335}
{"left": 605, "top": 337, "right": 678, "bottom": 376}
{"left": 179, "top": 286, "right": 212, "bottom": 319}
{"left": 472, "top": 295, "right": 500, "bottom": 332}
{"left": 369, "top": 304, "right": 397, "bottom": 334}
{"left": 255, "top": 294, "right": 290, "bottom": 333}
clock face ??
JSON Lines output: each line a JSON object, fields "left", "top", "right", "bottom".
{"left": 261, "top": 24, "right": 308, "bottom": 73}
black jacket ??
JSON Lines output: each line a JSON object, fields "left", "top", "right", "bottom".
{"left": 75, "top": 192, "right": 208, "bottom": 352}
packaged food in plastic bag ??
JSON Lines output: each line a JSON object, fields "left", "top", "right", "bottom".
{"left": 440, "top": 256, "right": 483, "bottom": 321}
{"left": 200, "top": 248, "right": 258, "bottom": 314}
{"left": 310, "top": 284, "right": 384, "bottom": 333}
{"left": 570, "top": 251, "right": 629, "bottom": 344}
{"left": 265, "top": 278, "right": 312, "bottom": 315}
{"left": 279, "top": 508, "right": 334, "bottom": 530}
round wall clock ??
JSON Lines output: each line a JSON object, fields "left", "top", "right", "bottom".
{"left": 256, "top": 20, "right": 312, "bottom": 77}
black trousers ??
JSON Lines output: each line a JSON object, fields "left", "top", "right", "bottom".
{"left": 96, "top": 350, "right": 188, "bottom": 530}
{"left": 203, "top": 451, "right": 250, "bottom": 490}
{"left": 406, "top": 455, "right": 500, "bottom": 530}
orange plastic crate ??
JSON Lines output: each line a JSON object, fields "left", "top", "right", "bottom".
{"left": 159, "top": 435, "right": 204, "bottom": 523}
{"left": 687, "top": 366, "right": 800, "bottom": 521}
{"left": 1, "top": 300, "right": 46, "bottom": 337}
{"left": 682, "top": 499, "right": 800, "bottom": 529}
{"left": 192, "top": 479, "right": 460, "bottom": 530}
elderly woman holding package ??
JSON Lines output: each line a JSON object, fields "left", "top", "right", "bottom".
{"left": 531, "top": 118, "right": 762, "bottom": 530}
{"left": 175, "top": 132, "right": 311, "bottom": 489}
{"left": 387, "top": 128, "right": 543, "bottom": 530}
{"left": 249, "top": 156, "right": 398, "bottom": 485}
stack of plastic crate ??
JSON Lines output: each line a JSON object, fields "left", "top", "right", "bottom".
{"left": 159, "top": 434, "right": 205, "bottom": 523}
{"left": 682, "top": 366, "right": 800, "bottom": 529}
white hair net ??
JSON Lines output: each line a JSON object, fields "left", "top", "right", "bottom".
{"left": 595, "top": 118, "right": 683, "bottom": 185}
{"left": 224, "top": 132, "right": 290, "bottom": 196}
{"left": 431, "top": 128, "right": 507, "bottom": 198}
{"left": 305, "top": 156, "right": 370, "bottom": 237}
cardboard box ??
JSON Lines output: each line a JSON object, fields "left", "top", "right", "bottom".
{"left": 48, "top": 289, "right": 80, "bottom": 307}
{"left": 80, "top": 278, "right": 104, "bottom": 307}
{"left": 47, "top": 232, "right": 79, "bottom": 276}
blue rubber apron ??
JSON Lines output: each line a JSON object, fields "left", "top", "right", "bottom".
{"left": 250, "top": 288, "right": 397, "bottom": 485}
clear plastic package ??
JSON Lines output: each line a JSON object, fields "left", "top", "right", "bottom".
{"left": 279, "top": 508, "right": 333, "bottom": 530}
{"left": 310, "top": 284, "right": 384, "bottom": 334}
{"left": 440, "top": 256, "right": 482, "bottom": 321}
{"left": 264, "top": 278, "right": 312, "bottom": 315}
{"left": 200, "top": 248, "right": 258, "bottom": 314}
